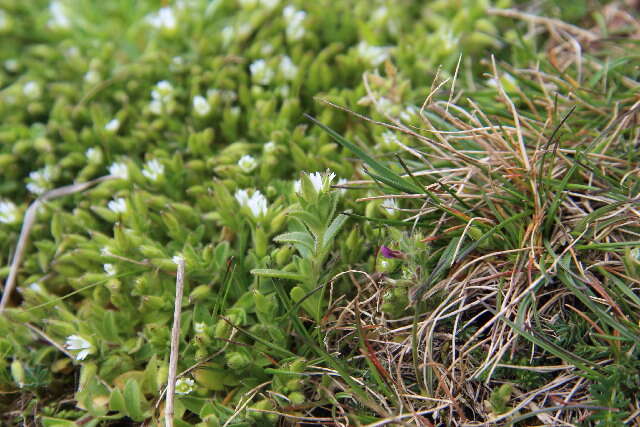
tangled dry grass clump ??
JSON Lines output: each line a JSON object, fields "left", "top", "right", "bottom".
{"left": 314, "top": 6, "right": 640, "bottom": 425}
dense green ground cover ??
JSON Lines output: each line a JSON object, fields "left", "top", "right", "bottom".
{"left": 1, "top": 0, "right": 639, "bottom": 425}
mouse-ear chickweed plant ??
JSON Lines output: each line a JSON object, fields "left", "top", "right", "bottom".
{"left": 252, "top": 170, "right": 349, "bottom": 323}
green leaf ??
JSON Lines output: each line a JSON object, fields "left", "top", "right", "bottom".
{"left": 109, "top": 388, "right": 126, "bottom": 413}
{"left": 322, "top": 213, "right": 348, "bottom": 249}
{"left": 123, "top": 379, "right": 146, "bottom": 422}
{"left": 251, "top": 268, "right": 306, "bottom": 282}
{"left": 41, "top": 417, "right": 77, "bottom": 427}
{"left": 274, "top": 231, "right": 315, "bottom": 252}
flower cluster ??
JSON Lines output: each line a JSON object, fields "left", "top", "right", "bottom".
{"left": 146, "top": 7, "right": 177, "bottom": 32}
{"left": 142, "top": 159, "right": 165, "bottom": 182}
{"left": 65, "top": 335, "right": 94, "bottom": 361}
{"left": 293, "top": 170, "right": 347, "bottom": 195}
{"left": 357, "top": 41, "right": 392, "bottom": 67}
{"left": 192, "top": 95, "right": 211, "bottom": 117}
{"left": 108, "top": 162, "right": 129, "bottom": 180}
{"left": 26, "top": 166, "right": 56, "bottom": 195}
{"left": 238, "top": 155, "right": 258, "bottom": 173}
{"left": 283, "top": 6, "right": 306, "bottom": 41}
{"left": 0, "top": 200, "right": 19, "bottom": 224}
{"left": 235, "top": 189, "right": 268, "bottom": 218}
{"left": 250, "top": 60, "right": 274, "bottom": 86}
{"left": 149, "top": 80, "right": 176, "bottom": 115}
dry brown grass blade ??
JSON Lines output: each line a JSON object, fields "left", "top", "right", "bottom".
{"left": 165, "top": 256, "right": 186, "bottom": 427}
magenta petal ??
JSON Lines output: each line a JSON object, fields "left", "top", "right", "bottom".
{"left": 380, "top": 245, "right": 403, "bottom": 259}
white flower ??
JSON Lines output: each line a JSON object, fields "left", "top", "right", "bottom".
{"left": 175, "top": 377, "right": 195, "bottom": 395}
{"left": 4, "top": 59, "right": 19, "bottom": 72}
{"left": 250, "top": 59, "right": 274, "bottom": 86}
{"left": 29, "top": 282, "right": 43, "bottom": 292}
{"left": 234, "top": 189, "right": 250, "bottom": 206}
{"left": 104, "top": 119, "right": 120, "bottom": 133}
{"left": 238, "top": 155, "right": 258, "bottom": 173}
{"left": 283, "top": 6, "right": 306, "bottom": 41}
{"left": 194, "top": 322, "right": 206, "bottom": 334}
{"left": 306, "top": 170, "right": 336, "bottom": 193}
{"left": 0, "top": 200, "right": 19, "bottom": 224}
{"left": 357, "top": 41, "right": 391, "bottom": 67}
{"left": 107, "top": 198, "right": 127, "bottom": 214}
{"left": 263, "top": 141, "right": 276, "bottom": 153}
{"left": 371, "top": 6, "right": 388, "bottom": 23}
{"left": 235, "top": 190, "right": 268, "bottom": 218}
{"left": 381, "top": 131, "right": 399, "bottom": 148}
{"left": 26, "top": 182, "right": 46, "bottom": 195}
{"left": 149, "top": 100, "right": 163, "bottom": 115}
{"left": 192, "top": 95, "right": 211, "bottom": 117}
{"left": 247, "top": 191, "right": 268, "bottom": 217}
{"left": 293, "top": 180, "right": 301, "bottom": 194}
{"left": 108, "top": 162, "right": 128, "bottom": 180}
{"left": 146, "top": 7, "right": 177, "bottom": 32}
{"left": 103, "top": 263, "right": 116, "bottom": 276}
{"left": 100, "top": 247, "right": 112, "bottom": 256}
{"left": 150, "top": 80, "right": 175, "bottom": 115}
{"left": 279, "top": 56, "right": 298, "bottom": 81}
{"left": 27, "top": 166, "right": 55, "bottom": 195}
{"left": 172, "top": 255, "right": 184, "bottom": 265}
{"left": 308, "top": 172, "right": 324, "bottom": 192}
{"left": 23, "top": 81, "right": 41, "bottom": 99}
{"left": 142, "top": 159, "right": 165, "bottom": 181}
{"left": 48, "top": 1, "right": 71, "bottom": 30}
{"left": 65, "top": 335, "right": 93, "bottom": 361}
{"left": 152, "top": 80, "right": 174, "bottom": 100}
{"left": 381, "top": 198, "right": 398, "bottom": 214}
{"left": 84, "top": 70, "right": 100, "bottom": 85}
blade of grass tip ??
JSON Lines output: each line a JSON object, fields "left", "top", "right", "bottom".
{"left": 305, "top": 114, "right": 422, "bottom": 194}
{"left": 394, "top": 154, "right": 475, "bottom": 214}
{"left": 212, "top": 256, "right": 236, "bottom": 320}
{"left": 269, "top": 277, "right": 389, "bottom": 417}
{"left": 536, "top": 105, "right": 576, "bottom": 201}
{"left": 394, "top": 155, "right": 427, "bottom": 196}
{"left": 364, "top": 165, "right": 423, "bottom": 195}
